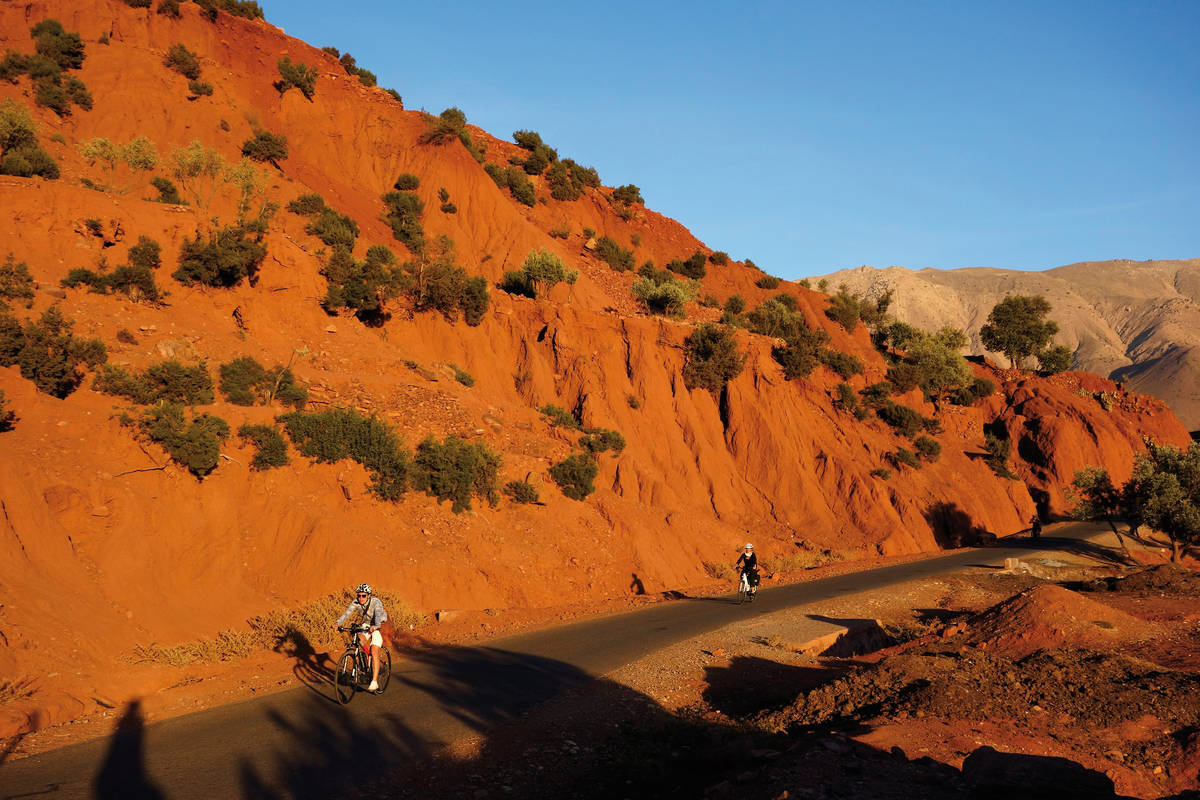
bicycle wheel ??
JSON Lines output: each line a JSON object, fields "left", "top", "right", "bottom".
{"left": 374, "top": 648, "right": 391, "bottom": 694}
{"left": 333, "top": 652, "right": 357, "bottom": 704}
{"left": 737, "top": 576, "right": 749, "bottom": 605}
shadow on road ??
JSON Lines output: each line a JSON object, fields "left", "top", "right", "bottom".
{"left": 273, "top": 628, "right": 338, "bottom": 702}
{"left": 94, "top": 700, "right": 165, "bottom": 800}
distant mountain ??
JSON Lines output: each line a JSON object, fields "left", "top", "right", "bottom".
{"left": 817, "top": 259, "right": 1200, "bottom": 430}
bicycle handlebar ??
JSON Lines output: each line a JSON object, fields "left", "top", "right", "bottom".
{"left": 337, "top": 624, "right": 370, "bottom": 633}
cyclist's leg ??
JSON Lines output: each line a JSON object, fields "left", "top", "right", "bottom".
{"left": 357, "top": 632, "right": 373, "bottom": 673}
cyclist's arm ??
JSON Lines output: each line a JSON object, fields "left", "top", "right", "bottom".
{"left": 370, "top": 598, "right": 388, "bottom": 628}
{"left": 335, "top": 601, "right": 357, "bottom": 628}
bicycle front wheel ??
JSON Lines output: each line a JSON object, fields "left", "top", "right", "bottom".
{"left": 375, "top": 648, "right": 392, "bottom": 694}
{"left": 334, "top": 652, "right": 357, "bottom": 704}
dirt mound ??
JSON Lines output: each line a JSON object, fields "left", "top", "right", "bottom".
{"left": 961, "top": 584, "right": 1153, "bottom": 656}
{"left": 1107, "top": 564, "right": 1200, "bottom": 595}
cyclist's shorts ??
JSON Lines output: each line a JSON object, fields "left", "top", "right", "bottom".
{"left": 359, "top": 629, "right": 383, "bottom": 648}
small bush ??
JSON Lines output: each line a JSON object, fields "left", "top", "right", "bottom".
{"left": 218, "top": 356, "right": 306, "bottom": 408}
{"left": 0, "top": 254, "right": 35, "bottom": 308}
{"left": 870, "top": 467, "right": 891, "bottom": 480}
{"left": 667, "top": 251, "right": 706, "bottom": 280}
{"left": 914, "top": 435, "right": 941, "bottom": 462}
{"left": 397, "top": 237, "right": 489, "bottom": 327}
{"left": 0, "top": 306, "right": 106, "bottom": 397}
{"left": 949, "top": 376, "right": 996, "bottom": 406}
{"left": 393, "top": 173, "right": 420, "bottom": 191}
{"left": 540, "top": 403, "right": 580, "bottom": 430}
{"left": 280, "top": 408, "right": 410, "bottom": 500}
{"left": 128, "top": 236, "right": 162, "bottom": 270}
{"left": 580, "top": 428, "right": 625, "bottom": 454}
{"left": 381, "top": 190, "right": 424, "bottom": 252}
{"left": 683, "top": 324, "right": 745, "bottom": 393}
{"left": 709, "top": 251, "right": 729, "bottom": 266}
{"left": 545, "top": 159, "right": 599, "bottom": 202}
{"left": 32, "top": 19, "right": 86, "bottom": 71}
{"left": 237, "top": 423, "right": 289, "bottom": 470}
{"left": 286, "top": 192, "right": 326, "bottom": 216}
{"left": 139, "top": 403, "right": 229, "bottom": 477}
{"left": 595, "top": 237, "right": 634, "bottom": 272}
{"left": 984, "top": 431, "right": 1017, "bottom": 479}
{"left": 549, "top": 224, "right": 570, "bottom": 239}
{"left": 150, "top": 175, "right": 184, "bottom": 204}
{"left": 889, "top": 448, "right": 920, "bottom": 469}
{"left": 164, "top": 43, "right": 201, "bottom": 80}
{"left": 410, "top": 435, "right": 501, "bottom": 513}
{"left": 0, "top": 99, "right": 60, "bottom": 179}
{"left": 306, "top": 208, "right": 359, "bottom": 250}
{"left": 611, "top": 184, "right": 643, "bottom": 205}
{"left": 755, "top": 275, "right": 781, "bottom": 289}
{"left": 549, "top": 452, "right": 598, "bottom": 500}
{"left": 860, "top": 381, "right": 894, "bottom": 407}
{"left": 877, "top": 401, "right": 924, "bottom": 438}
{"left": 818, "top": 348, "right": 864, "bottom": 379}
{"left": 173, "top": 226, "right": 266, "bottom": 287}
{"left": 450, "top": 364, "right": 473, "bottom": 387}
{"left": 772, "top": 325, "right": 831, "bottom": 380}
{"left": 631, "top": 272, "right": 698, "bottom": 318}
{"left": 500, "top": 249, "right": 578, "bottom": 299}
{"left": 723, "top": 295, "right": 746, "bottom": 315}
{"left": 503, "top": 480, "right": 539, "bottom": 504}
{"left": 747, "top": 299, "right": 805, "bottom": 339}
{"left": 275, "top": 57, "right": 317, "bottom": 100}
{"left": 157, "top": 0, "right": 182, "bottom": 17}
{"left": 241, "top": 131, "right": 288, "bottom": 166}
{"left": 420, "top": 107, "right": 483, "bottom": 161}
{"left": 187, "top": 79, "right": 213, "bottom": 96}
{"left": 95, "top": 360, "right": 212, "bottom": 404}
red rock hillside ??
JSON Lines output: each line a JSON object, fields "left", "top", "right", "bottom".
{"left": 0, "top": 0, "right": 1191, "bottom": 735}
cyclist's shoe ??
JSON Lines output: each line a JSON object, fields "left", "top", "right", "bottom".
{"left": 367, "top": 680, "right": 379, "bottom": 692}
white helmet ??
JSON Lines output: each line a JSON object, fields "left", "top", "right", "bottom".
{"left": 744, "top": 543, "right": 753, "bottom": 550}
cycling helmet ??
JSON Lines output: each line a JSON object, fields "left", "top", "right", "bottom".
{"left": 744, "top": 543, "right": 754, "bottom": 550}
{"left": 355, "top": 582, "right": 372, "bottom": 595}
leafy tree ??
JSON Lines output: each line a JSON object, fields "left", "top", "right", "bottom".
{"left": 275, "top": 57, "right": 317, "bottom": 100}
{"left": 980, "top": 294, "right": 1060, "bottom": 369}
{"left": 0, "top": 306, "right": 106, "bottom": 397}
{"left": 683, "top": 324, "right": 745, "bottom": 393}
{"left": 0, "top": 99, "right": 59, "bottom": 179}
{"left": 549, "top": 453, "right": 598, "bottom": 500}
{"left": 631, "top": 273, "right": 698, "bottom": 318}
{"left": 398, "top": 236, "right": 488, "bottom": 326}
{"left": 772, "top": 324, "right": 830, "bottom": 380}
{"left": 321, "top": 244, "right": 401, "bottom": 324}
{"left": 381, "top": 190, "right": 425, "bottom": 252}
{"left": 218, "top": 355, "right": 306, "bottom": 407}
{"left": 78, "top": 136, "right": 158, "bottom": 193}
{"left": 0, "top": 254, "right": 36, "bottom": 308}
{"left": 1038, "top": 344, "right": 1073, "bottom": 374}
{"left": 611, "top": 184, "right": 643, "bottom": 205}
{"left": 501, "top": 249, "right": 578, "bottom": 299}
{"left": 139, "top": 403, "right": 229, "bottom": 478}
{"left": 1123, "top": 441, "right": 1200, "bottom": 561}
{"left": 169, "top": 141, "right": 225, "bottom": 208}
{"left": 241, "top": 131, "right": 288, "bottom": 167}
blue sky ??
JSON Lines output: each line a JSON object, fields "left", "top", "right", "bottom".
{"left": 262, "top": 1, "right": 1200, "bottom": 279}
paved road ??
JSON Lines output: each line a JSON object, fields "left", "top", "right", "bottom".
{"left": 0, "top": 524, "right": 1116, "bottom": 799}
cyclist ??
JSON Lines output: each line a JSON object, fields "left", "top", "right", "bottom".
{"left": 735, "top": 543, "right": 759, "bottom": 600}
{"left": 334, "top": 583, "right": 388, "bottom": 692}
{"left": 1030, "top": 513, "right": 1043, "bottom": 538}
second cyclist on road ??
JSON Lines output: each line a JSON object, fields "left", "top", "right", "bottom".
{"left": 335, "top": 583, "right": 388, "bottom": 692}
{"left": 735, "top": 543, "right": 759, "bottom": 600}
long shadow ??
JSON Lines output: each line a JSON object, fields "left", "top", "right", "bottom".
{"left": 1005, "top": 534, "right": 1136, "bottom": 567}
{"left": 923, "top": 501, "right": 992, "bottom": 548}
{"left": 702, "top": 655, "right": 841, "bottom": 717}
{"left": 93, "top": 700, "right": 165, "bottom": 800}
{"left": 273, "top": 627, "right": 338, "bottom": 701}
{"left": 804, "top": 615, "right": 896, "bottom": 656}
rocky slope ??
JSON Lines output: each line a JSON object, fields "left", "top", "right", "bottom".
{"left": 0, "top": 0, "right": 1191, "bottom": 737}
{"left": 817, "top": 260, "right": 1200, "bottom": 431}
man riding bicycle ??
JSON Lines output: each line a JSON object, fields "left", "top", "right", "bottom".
{"left": 735, "top": 543, "right": 759, "bottom": 599}
{"left": 334, "top": 583, "right": 388, "bottom": 692}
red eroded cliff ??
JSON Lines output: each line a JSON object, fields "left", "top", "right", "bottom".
{"left": 0, "top": 0, "right": 1190, "bottom": 736}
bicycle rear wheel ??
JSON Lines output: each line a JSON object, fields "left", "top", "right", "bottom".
{"left": 375, "top": 648, "right": 391, "bottom": 694}
{"left": 737, "top": 576, "right": 749, "bottom": 604}
{"left": 334, "top": 652, "right": 357, "bottom": 704}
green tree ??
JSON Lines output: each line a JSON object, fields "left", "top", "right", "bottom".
{"left": 682, "top": 323, "right": 745, "bottom": 393}
{"left": 240, "top": 131, "right": 288, "bottom": 167}
{"left": 501, "top": 249, "right": 577, "bottom": 299}
{"left": 980, "top": 294, "right": 1060, "bottom": 369}
{"left": 1124, "top": 441, "right": 1200, "bottom": 562}
{"left": 275, "top": 57, "right": 317, "bottom": 99}
{"left": 78, "top": 136, "right": 158, "bottom": 194}
{"left": 1038, "top": 344, "right": 1073, "bottom": 374}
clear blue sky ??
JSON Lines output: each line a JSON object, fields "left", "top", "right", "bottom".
{"left": 262, "top": 1, "right": 1200, "bottom": 279}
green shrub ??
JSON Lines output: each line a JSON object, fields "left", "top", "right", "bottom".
{"left": 63, "top": 76, "right": 92, "bottom": 110}
{"left": 512, "top": 130, "right": 546, "bottom": 150}
{"left": 187, "top": 79, "right": 213, "bottom": 96}
{"left": 631, "top": 272, "right": 698, "bottom": 318}
{"left": 545, "top": 159, "right": 598, "bottom": 201}
{"left": 772, "top": 293, "right": 798, "bottom": 312}
{"left": 755, "top": 275, "right": 781, "bottom": 289}
{"left": 275, "top": 57, "right": 316, "bottom": 100}
{"left": 870, "top": 467, "right": 891, "bottom": 479}
{"left": 548, "top": 224, "right": 570, "bottom": 239}
{"left": 0, "top": 99, "right": 60, "bottom": 179}
{"left": 0, "top": 306, "right": 106, "bottom": 397}
{"left": 667, "top": 251, "right": 706, "bottom": 280}
{"left": 914, "top": 435, "right": 941, "bottom": 462}
{"left": 32, "top": 19, "right": 86, "bottom": 71}
{"left": 522, "top": 145, "right": 554, "bottom": 175}
{"left": 139, "top": 403, "right": 228, "bottom": 477}
{"left": 62, "top": 263, "right": 160, "bottom": 302}
{"left": 503, "top": 480, "right": 538, "bottom": 504}
{"left": 460, "top": 276, "right": 489, "bottom": 327}
{"left": 949, "top": 377, "right": 996, "bottom": 406}
{"left": 393, "top": 173, "right": 420, "bottom": 191}
{"left": 218, "top": 356, "right": 306, "bottom": 407}
{"left": 241, "top": 131, "right": 288, "bottom": 166}
{"left": 410, "top": 435, "right": 500, "bottom": 513}
{"left": 450, "top": 364, "right": 473, "bottom": 387}
{"left": 540, "top": 403, "right": 580, "bottom": 430}
{"left": 505, "top": 167, "right": 536, "bottom": 206}
{"left": 280, "top": 408, "right": 410, "bottom": 500}
{"left": 321, "top": 245, "right": 401, "bottom": 324}
{"left": 164, "top": 43, "right": 201, "bottom": 80}
{"left": 723, "top": 295, "right": 746, "bottom": 315}
{"left": 824, "top": 289, "right": 862, "bottom": 332}
{"left": 700, "top": 294, "right": 720, "bottom": 308}
{"left": 833, "top": 382, "right": 868, "bottom": 419}
{"left": 193, "top": 0, "right": 264, "bottom": 19}
{"left": 150, "top": 175, "right": 184, "bottom": 204}
{"left": 157, "top": 0, "right": 182, "bottom": 17}
{"left": 95, "top": 360, "right": 213, "bottom": 404}
{"left": 771, "top": 322, "right": 831, "bottom": 381}
{"left": 579, "top": 428, "right": 626, "bottom": 454}
{"left": 747, "top": 299, "right": 805, "bottom": 339}
{"left": 500, "top": 249, "right": 578, "bottom": 299}
{"left": 128, "top": 236, "right": 162, "bottom": 270}
{"left": 381, "top": 190, "right": 424, "bottom": 252}
{"left": 549, "top": 453, "right": 598, "bottom": 500}
{"left": 237, "top": 423, "right": 289, "bottom": 470}
{"left": 595, "top": 237, "right": 634, "bottom": 272}
{"left": 818, "top": 348, "right": 864, "bottom": 379}
{"left": 173, "top": 225, "right": 266, "bottom": 287}
{"left": 683, "top": 323, "right": 745, "bottom": 393}
{"left": 398, "top": 237, "right": 489, "bottom": 326}
{"left": 611, "top": 184, "right": 643, "bottom": 205}
{"left": 0, "top": 254, "right": 35, "bottom": 308}
{"left": 876, "top": 401, "right": 924, "bottom": 438}
{"left": 336, "top": 53, "right": 376, "bottom": 86}
{"left": 306, "top": 207, "right": 358, "bottom": 250}
{"left": 1038, "top": 344, "right": 1073, "bottom": 374}
{"left": 709, "top": 251, "right": 729, "bottom": 266}
{"left": 984, "top": 430, "right": 1017, "bottom": 479}
{"left": 122, "top": 0, "right": 153, "bottom": 7}
{"left": 420, "top": 107, "right": 483, "bottom": 161}
{"left": 286, "top": 192, "right": 326, "bottom": 216}
{"left": 889, "top": 448, "right": 920, "bottom": 470}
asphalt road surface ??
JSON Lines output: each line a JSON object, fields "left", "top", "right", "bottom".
{"left": 0, "top": 524, "right": 1116, "bottom": 799}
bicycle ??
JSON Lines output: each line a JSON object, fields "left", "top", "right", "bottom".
{"left": 736, "top": 570, "right": 755, "bottom": 604}
{"left": 333, "top": 624, "right": 391, "bottom": 704}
